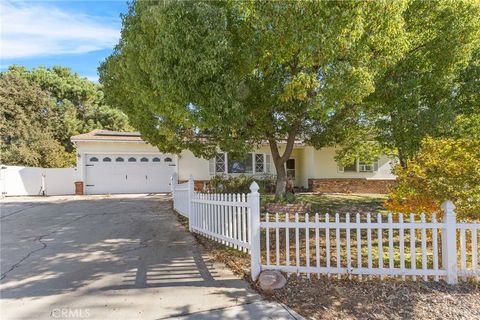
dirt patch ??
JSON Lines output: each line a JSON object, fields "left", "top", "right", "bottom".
{"left": 273, "top": 275, "right": 480, "bottom": 320}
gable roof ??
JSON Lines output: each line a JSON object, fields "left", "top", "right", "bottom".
{"left": 71, "top": 130, "right": 145, "bottom": 142}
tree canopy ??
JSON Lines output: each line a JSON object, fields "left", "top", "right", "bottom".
{"left": 385, "top": 134, "right": 480, "bottom": 220}
{"left": 342, "top": 1, "right": 480, "bottom": 167}
{"left": 0, "top": 66, "right": 132, "bottom": 167}
{"left": 100, "top": 0, "right": 411, "bottom": 197}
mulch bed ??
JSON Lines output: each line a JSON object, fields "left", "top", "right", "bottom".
{"left": 176, "top": 212, "right": 480, "bottom": 320}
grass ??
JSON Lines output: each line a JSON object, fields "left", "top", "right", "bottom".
{"left": 262, "top": 193, "right": 387, "bottom": 214}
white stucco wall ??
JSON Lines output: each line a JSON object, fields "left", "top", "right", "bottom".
{"left": 308, "top": 146, "right": 396, "bottom": 180}
{"left": 178, "top": 150, "right": 210, "bottom": 181}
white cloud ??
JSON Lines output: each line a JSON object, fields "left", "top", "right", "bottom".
{"left": 85, "top": 75, "right": 99, "bottom": 83}
{"left": 0, "top": 1, "right": 120, "bottom": 59}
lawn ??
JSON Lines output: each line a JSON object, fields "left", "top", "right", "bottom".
{"left": 261, "top": 193, "right": 388, "bottom": 214}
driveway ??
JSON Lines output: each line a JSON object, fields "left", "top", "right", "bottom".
{"left": 0, "top": 195, "right": 300, "bottom": 320}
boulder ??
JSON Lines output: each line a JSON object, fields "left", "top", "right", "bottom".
{"left": 258, "top": 270, "right": 287, "bottom": 291}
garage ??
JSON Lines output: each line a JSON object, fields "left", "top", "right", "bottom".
{"left": 84, "top": 154, "right": 176, "bottom": 194}
{"left": 71, "top": 130, "right": 179, "bottom": 195}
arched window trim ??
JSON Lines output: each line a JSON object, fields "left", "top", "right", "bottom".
{"left": 164, "top": 157, "right": 173, "bottom": 162}
{"left": 103, "top": 157, "right": 112, "bottom": 162}
{"left": 89, "top": 157, "right": 99, "bottom": 162}
{"left": 128, "top": 157, "right": 137, "bottom": 162}
{"left": 152, "top": 157, "right": 161, "bottom": 162}
{"left": 140, "top": 157, "right": 149, "bottom": 162}
{"left": 116, "top": 157, "right": 124, "bottom": 162}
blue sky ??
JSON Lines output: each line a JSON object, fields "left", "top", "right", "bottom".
{"left": 0, "top": 0, "right": 129, "bottom": 82}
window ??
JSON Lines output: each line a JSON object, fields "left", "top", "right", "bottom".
{"left": 339, "top": 159, "right": 378, "bottom": 173}
{"left": 228, "top": 153, "right": 253, "bottom": 174}
{"left": 215, "top": 153, "right": 226, "bottom": 173}
{"left": 211, "top": 153, "right": 270, "bottom": 175}
{"left": 255, "top": 154, "right": 264, "bottom": 173}
{"left": 152, "top": 157, "right": 161, "bottom": 162}
{"left": 140, "top": 157, "right": 149, "bottom": 162}
{"left": 164, "top": 157, "right": 172, "bottom": 162}
{"left": 343, "top": 161, "right": 357, "bottom": 172}
{"left": 286, "top": 159, "right": 295, "bottom": 179}
{"left": 359, "top": 161, "right": 373, "bottom": 172}
{"left": 128, "top": 157, "right": 137, "bottom": 162}
{"left": 102, "top": 157, "right": 112, "bottom": 162}
{"left": 89, "top": 157, "right": 99, "bottom": 162}
{"left": 116, "top": 157, "right": 124, "bottom": 162}
{"left": 265, "top": 154, "right": 271, "bottom": 173}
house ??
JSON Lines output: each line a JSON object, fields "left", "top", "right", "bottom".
{"left": 71, "top": 130, "right": 396, "bottom": 195}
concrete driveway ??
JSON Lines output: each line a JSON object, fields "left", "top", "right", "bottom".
{"left": 0, "top": 195, "right": 300, "bottom": 320}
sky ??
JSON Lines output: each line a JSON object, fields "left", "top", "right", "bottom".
{"left": 0, "top": 0, "right": 129, "bottom": 82}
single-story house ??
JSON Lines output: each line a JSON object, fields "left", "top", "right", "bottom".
{"left": 71, "top": 130, "right": 396, "bottom": 195}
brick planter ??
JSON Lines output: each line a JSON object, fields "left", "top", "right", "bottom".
{"left": 264, "top": 203, "right": 311, "bottom": 214}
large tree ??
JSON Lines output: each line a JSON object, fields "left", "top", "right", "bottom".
{"left": 0, "top": 68, "right": 70, "bottom": 167}
{"left": 0, "top": 66, "right": 132, "bottom": 167}
{"left": 100, "top": 0, "right": 409, "bottom": 198}
{"left": 351, "top": 0, "right": 480, "bottom": 167}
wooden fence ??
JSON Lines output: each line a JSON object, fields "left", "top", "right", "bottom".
{"left": 171, "top": 176, "right": 479, "bottom": 284}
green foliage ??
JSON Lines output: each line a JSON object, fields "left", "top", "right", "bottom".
{"left": 385, "top": 136, "right": 480, "bottom": 220}
{"left": 99, "top": 0, "right": 409, "bottom": 160}
{"left": 0, "top": 66, "right": 132, "bottom": 167}
{"left": 208, "top": 175, "right": 254, "bottom": 194}
{"left": 0, "top": 69, "right": 71, "bottom": 167}
{"left": 358, "top": 0, "right": 480, "bottom": 165}
{"left": 208, "top": 173, "right": 275, "bottom": 194}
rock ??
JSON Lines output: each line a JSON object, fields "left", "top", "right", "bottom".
{"left": 258, "top": 270, "right": 287, "bottom": 291}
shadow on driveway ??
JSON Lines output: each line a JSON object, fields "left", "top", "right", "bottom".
{"left": 1, "top": 195, "right": 293, "bottom": 319}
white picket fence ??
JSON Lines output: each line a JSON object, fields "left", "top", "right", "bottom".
{"left": 171, "top": 173, "right": 191, "bottom": 217}
{"left": 171, "top": 173, "right": 254, "bottom": 252}
{"left": 171, "top": 176, "right": 479, "bottom": 284}
{"left": 261, "top": 204, "right": 479, "bottom": 283}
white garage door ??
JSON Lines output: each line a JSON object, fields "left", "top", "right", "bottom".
{"left": 85, "top": 154, "right": 176, "bottom": 194}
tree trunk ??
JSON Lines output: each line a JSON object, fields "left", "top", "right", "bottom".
{"left": 268, "top": 126, "right": 298, "bottom": 201}
{"left": 273, "top": 156, "right": 288, "bottom": 199}
{"left": 398, "top": 148, "right": 407, "bottom": 169}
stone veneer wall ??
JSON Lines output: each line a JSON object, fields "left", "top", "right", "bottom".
{"left": 308, "top": 178, "right": 395, "bottom": 194}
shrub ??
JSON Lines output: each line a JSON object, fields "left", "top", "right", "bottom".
{"left": 208, "top": 174, "right": 277, "bottom": 194}
{"left": 385, "top": 137, "right": 480, "bottom": 220}
{"left": 208, "top": 175, "right": 254, "bottom": 194}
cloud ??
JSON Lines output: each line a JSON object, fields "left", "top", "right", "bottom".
{"left": 85, "top": 75, "right": 99, "bottom": 83}
{"left": 0, "top": 1, "right": 120, "bottom": 59}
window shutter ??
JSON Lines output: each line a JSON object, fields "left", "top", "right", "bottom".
{"left": 266, "top": 154, "right": 271, "bottom": 173}
{"left": 209, "top": 158, "right": 215, "bottom": 175}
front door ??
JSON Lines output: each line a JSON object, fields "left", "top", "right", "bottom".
{"left": 286, "top": 159, "right": 295, "bottom": 180}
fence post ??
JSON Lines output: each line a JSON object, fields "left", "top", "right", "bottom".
{"left": 248, "top": 181, "right": 261, "bottom": 281}
{"left": 170, "top": 173, "right": 177, "bottom": 210}
{"left": 188, "top": 175, "right": 194, "bottom": 231}
{"left": 441, "top": 200, "right": 458, "bottom": 284}
{"left": 171, "top": 173, "right": 177, "bottom": 194}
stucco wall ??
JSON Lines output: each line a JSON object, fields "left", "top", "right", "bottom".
{"left": 178, "top": 150, "right": 210, "bottom": 181}
{"left": 310, "top": 147, "right": 396, "bottom": 180}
